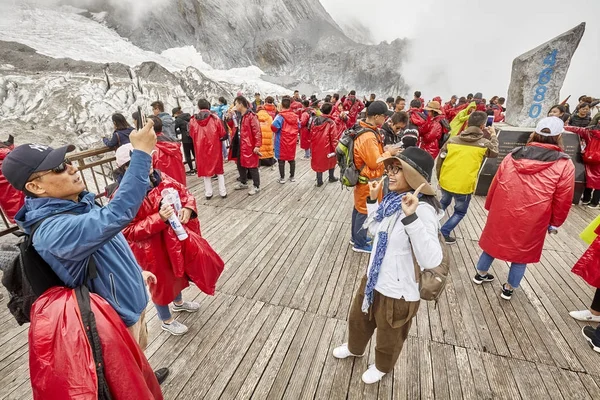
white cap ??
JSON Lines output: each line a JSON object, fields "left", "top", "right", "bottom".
{"left": 535, "top": 116, "right": 564, "bottom": 137}
{"left": 115, "top": 143, "right": 134, "bottom": 167}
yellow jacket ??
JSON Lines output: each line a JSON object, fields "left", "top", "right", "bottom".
{"left": 437, "top": 126, "right": 499, "bottom": 194}
{"left": 449, "top": 102, "right": 477, "bottom": 137}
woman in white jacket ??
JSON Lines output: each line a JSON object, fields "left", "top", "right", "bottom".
{"left": 333, "top": 147, "right": 444, "bottom": 384}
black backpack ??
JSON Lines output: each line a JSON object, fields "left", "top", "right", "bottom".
{"left": 1, "top": 215, "right": 113, "bottom": 398}
{"left": 2, "top": 216, "right": 65, "bottom": 325}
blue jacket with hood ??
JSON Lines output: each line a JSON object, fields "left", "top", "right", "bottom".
{"left": 14, "top": 150, "right": 152, "bottom": 327}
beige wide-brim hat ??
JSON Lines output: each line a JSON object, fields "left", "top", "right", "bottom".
{"left": 377, "top": 148, "right": 436, "bottom": 196}
{"left": 424, "top": 101, "right": 443, "bottom": 114}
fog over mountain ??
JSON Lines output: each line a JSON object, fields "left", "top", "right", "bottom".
{"left": 322, "top": 0, "right": 600, "bottom": 100}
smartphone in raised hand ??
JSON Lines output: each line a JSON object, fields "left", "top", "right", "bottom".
{"left": 136, "top": 106, "right": 147, "bottom": 130}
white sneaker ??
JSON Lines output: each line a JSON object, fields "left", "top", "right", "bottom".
{"left": 278, "top": 178, "right": 286, "bottom": 184}
{"left": 332, "top": 343, "right": 363, "bottom": 359}
{"left": 172, "top": 301, "right": 200, "bottom": 313}
{"left": 248, "top": 186, "right": 260, "bottom": 196}
{"left": 234, "top": 182, "right": 248, "bottom": 190}
{"left": 161, "top": 320, "right": 188, "bottom": 335}
{"left": 361, "top": 364, "right": 386, "bottom": 384}
{"left": 569, "top": 309, "right": 600, "bottom": 323}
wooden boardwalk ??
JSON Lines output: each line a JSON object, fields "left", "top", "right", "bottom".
{"left": 1, "top": 148, "right": 600, "bottom": 399}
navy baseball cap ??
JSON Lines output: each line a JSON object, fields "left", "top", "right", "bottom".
{"left": 2, "top": 143, "right": 76, "bottom": 191}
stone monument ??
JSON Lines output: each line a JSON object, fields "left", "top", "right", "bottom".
{"left": 476, "top": 23, "right": 587, "bottom": 203}
{"left": 505, "top": 23, "right": 585, "bottom": 127}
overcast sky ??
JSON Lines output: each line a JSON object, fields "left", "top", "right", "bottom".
{"left": 321, "top": 0, "right": 600, "bottom": 101}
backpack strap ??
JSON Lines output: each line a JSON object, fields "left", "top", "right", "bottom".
{"left": 75, "top": 284, "right": 113, "bottom": 399}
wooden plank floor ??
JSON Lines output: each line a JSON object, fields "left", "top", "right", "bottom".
{"left": 1, "top": 147, "right": 600, "bottom": 399}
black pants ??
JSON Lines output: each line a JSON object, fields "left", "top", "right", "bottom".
{"left": 278, "top": 160, "right": 295, "bottom": 179}
{"left": 260, "top": 157, "right": 277, "bottom": 167}
{"left": 237, "top": 159, "right": 260, "bottom": 188}
{"left": 591, "top": 288, "right": 600, "bottom": 312}
{"left": 316, "top": 169, "right": 336, "bottom": 185}
{"left": 182, "top": 142, "right": 195, "bottom": 171}
{"left": 583, "top": 188, "right": 600, "bottom": 206}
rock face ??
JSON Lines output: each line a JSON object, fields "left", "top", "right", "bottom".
{"left": 75, "top": 0, "right": 408, "bottom": 95}
{"left": 505, "top": 23, "right": 585, "bottom": 127}
{"left": 0, "top": 41, "right": 231, "bottom": 148}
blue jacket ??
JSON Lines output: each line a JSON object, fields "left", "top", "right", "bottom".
{"left": 211, "top": 104, "right": 228, "bottom": 120}
{"left": 103, "top": 127, "right": 133, "bottom": 148}
{"left": 14, "top": 150, "right": 152, "bottom": 327}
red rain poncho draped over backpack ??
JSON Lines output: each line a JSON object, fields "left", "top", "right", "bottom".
{"left": 0, "top": 145, "right": 24, "bottom": 223}
{"left": 479, "top": 143, "right": 575, "bottom": 264}
{"left": 121, "top": 173, "right": 224, "bottom": 304}
{"left": 189, "top": 110, "right": 226, "bottom": 177}
{"left": 572, "top": 224, "right": 600, "bottom": 288}
{"left": 310, "top": 115, "right": 338, "bottom": 173}
{"left": 29, "top": 287, "right": 163, "bottom": 400}
{"left": 152, "top": 133, "right": 186, "bottom": 186}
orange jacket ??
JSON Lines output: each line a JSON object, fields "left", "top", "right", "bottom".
{"left": 353, "top": 121, "right": 384, "bottom": 214}
{"left": 257, "top": 110, "right": 274, "bottom": 159}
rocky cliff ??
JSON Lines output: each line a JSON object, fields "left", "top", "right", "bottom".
{"left": 73, "top": 0, "right": 408, "bottom": 95}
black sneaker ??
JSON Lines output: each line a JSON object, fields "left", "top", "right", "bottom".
{"left": 329, "top": 176, "right": 339, "bottom": 183}
{"left": 443, "top": 235, "right": 456, "bottom": 245}
{"left": 500, "top": 284, "right": 514, "bottom": 300}
{"left": 154, "top": 367, "right": 170, "bottom": 385}
{"left": 473, "top": 273, "right": 495, "bottom": 285}
{"left": 582, "top": 326, "right": 600, "bottom": 353}
{"left": 582, "top": 199, "right": 591, "bottom": 205}
{"left": 316, "top": 182, "right": 324, "bottom": 187}
{"left": 186, "top": 169, "right": 196, "bottom": 176}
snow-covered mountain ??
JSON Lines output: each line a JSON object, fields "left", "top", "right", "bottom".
{"left": 0, "top": 0, "right": 407, "bottom": 146}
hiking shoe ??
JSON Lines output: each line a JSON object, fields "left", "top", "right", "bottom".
{"left": 186, "top": 170, "right": 196, "bottom": 176}
{"left": 352, "top": 244, "right": 372, "bottom": 254}
{"left": 329, "top": 176, "right": 339, "bottom": 183}
{"left": 161, "top": 320, "right": 188, "bottom": 335}
{"left": 234, "top": 182, "right": 248, "bottom": 190}
{"left": 278, "top": 178, "right": 286, "bottom": 184}
{"left": 154, "top": 367, "right": 170, "bottom": 385}
{"left": 362, "top": 365, "right": 386, "bottom": 384}
{"left": 500, "top": 284, "right": 514, "bottom": 300}
{"left": 473, "top": 273, "right": 495, "bottom": 285}
{"left": 582, "top": 326, "right": 600, "bottom": 353}
{"left": 333, "top": 343, "right": 363, "bottom": 359}
{"left": 289, "top": 176, "right": 296, "bottom": 182}
{"left": 569, "top": 310, "right": 600, "bottom": 323}
{"left": 588, "top": 204, "right": 600, "bottom": 210}
{"left": 248, "top": 186, "right": 260, "bottom": 196}
{"left": 443, "top": 235, "right": 456, "bottom": 245}
{"left": 315, "top": 182, "right": 324, "bottom": 187}
{"left": 172, "top": 301, "right": 200, "bottom": 313}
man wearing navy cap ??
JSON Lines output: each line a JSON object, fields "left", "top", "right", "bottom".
{"left": 2, "top": 121, "right": 170, "bottom": 384}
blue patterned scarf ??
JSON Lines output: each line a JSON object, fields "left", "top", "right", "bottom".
{"left": 361, "top": 191, "right": 419, "bottom": 313}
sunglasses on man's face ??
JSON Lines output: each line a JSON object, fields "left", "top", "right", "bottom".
{"left": 32, "top": 159, "right": 73, "bottom": 181}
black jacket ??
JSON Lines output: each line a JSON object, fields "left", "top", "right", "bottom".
{"left": 381, "top": 122, "right": 400, "bottom": 146}
{"left": 175, "top": 113, "right": 192, "bottom": 143}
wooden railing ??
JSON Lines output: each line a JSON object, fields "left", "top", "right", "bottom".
{"left": 0, "top": 146, "right": 117, "bottom": 237}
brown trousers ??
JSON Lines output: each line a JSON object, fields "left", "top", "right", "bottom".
{"left": 348, "top": 275, "right": 420, "bottom": 373}
{"left": 127, "top": 309, "right": 149, "bottom": 351}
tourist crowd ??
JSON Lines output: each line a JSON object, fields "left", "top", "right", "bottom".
{"left": 0, "top": 87, "right": 599, "bottom": 397}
